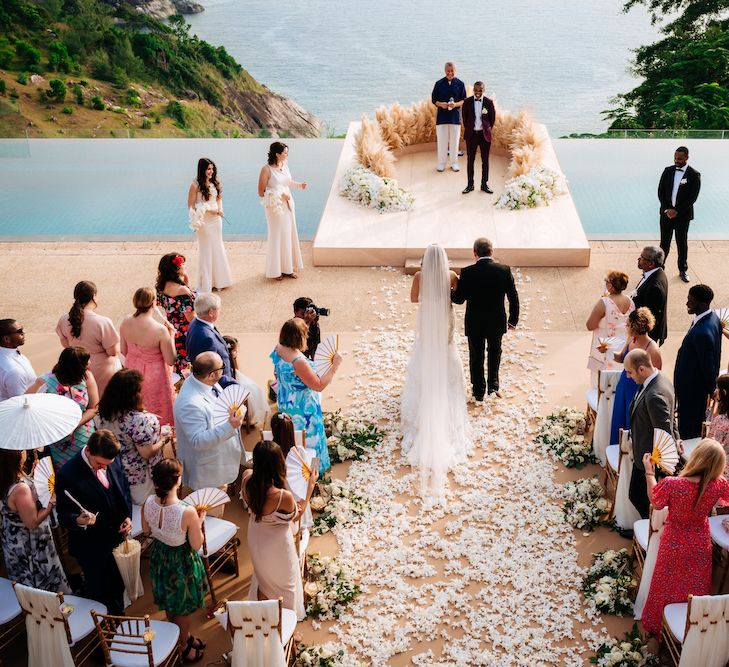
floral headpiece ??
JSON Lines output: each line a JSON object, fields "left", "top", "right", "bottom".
{"left": 172, "top": 255, "right": 184, "bottom": 268}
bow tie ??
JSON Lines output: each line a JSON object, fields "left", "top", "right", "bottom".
{"left": 675, "top": 167, "right": 684, "bottom": 172}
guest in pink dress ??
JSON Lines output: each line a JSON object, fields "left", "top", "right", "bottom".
{"left": 56, "top": 281, "right": 120, "bottom": 398}
{"left": 120, "top": 288, "right": 176, "bottom": 426}
{"left": 709, "top": 374, "right": 729, "bottom": 470}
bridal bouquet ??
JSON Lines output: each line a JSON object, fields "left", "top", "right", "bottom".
{"left": 495, "top": 166, "right": 567, "bottom": 210}
{"left": 582, "top": 548, "right": 636, "bottom": 615}
{"left": 589, "top": 624, "right": 659, "bottom": 667}
{"left": 325, "top": 410, "right": 385, "bottom": 463}
{"left": 261, "top": 187, "right": 287, "bottom": 216}
{"left": 536, "top": 407, "right": 595, "bottom": 468}
{"left": 304, "top": 553, "right": 361, "bottom": 619}
{"left": 339, "top": 165, "right": 414, "bottom": 213}
{"left": 295, "top": 643, "right": 365, "bottom": 667}
{"left": 188, "top": 201, "right": 216, "bottom": 232}
{"left": 310, "top": 476, "right": 369, "bottom": 535}
{"left": 561, "top": 476, "right": 611, "bottom": 531}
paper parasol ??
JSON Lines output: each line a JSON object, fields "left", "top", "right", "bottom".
{"left": 714, "top": 307, "right": 729, "bottom": 329}
{"left": 212, "top": 384, "right": 249, "bottom": 427}
{"left": 0, "top": 394, "right": 82, "bottom": 451}
{"left": 652, "top": 428, "right": 680, "bottom": 474}
{"left": 314, "top": 334, "right": 339, "bottom": 377}
{"left": 113, "top": 538, "right": 144, "bottom": 604}
{"left": 182, "top": 487, "right": 231, "bottom": 512}
{"left": 286, "top": 446, "right": 315, "bottom": 498}
{"left": 33, "top": 457, "right": 55, "bottom": 509}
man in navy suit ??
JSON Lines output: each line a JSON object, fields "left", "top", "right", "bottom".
{"left": 185, "top": 292, "right": 236, "bottom": 387}
{"left": 56, "top": 430, "right": 132, "bottom": 615}
{"left": 674, "top": 284, "right": 723, "bottom": 439}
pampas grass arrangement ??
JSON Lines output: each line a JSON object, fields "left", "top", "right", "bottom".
{"left": 354, "top": 117, "right": 396, "bottom": 178}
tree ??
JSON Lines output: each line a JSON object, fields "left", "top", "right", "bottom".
{"left": 48, "top": 79, "right": 67, "bottom": 102}
{"left": 606, "top": 1, "right": 729, "bottom": 130}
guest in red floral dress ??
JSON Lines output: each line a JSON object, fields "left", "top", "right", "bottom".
{"left": 155, "top": 253, "right": 196, "bottom": 375}
{"left": 640, "top": 438, "right": 729, "bottom": 638}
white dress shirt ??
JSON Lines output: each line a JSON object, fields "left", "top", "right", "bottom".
{"left": 473, "top": 97, "right": 483, "bottom": 131}
{"left": 671, "top": 167, "right": 686, "bottom": 207}
{"left": 632, "top": 266, "right": 660, "bottom": 297}
{"left": 0, "top": 346, "right": 36, "bottom": 400}
{"left": 691, "top": 309, "right": 712, "bottom": 327}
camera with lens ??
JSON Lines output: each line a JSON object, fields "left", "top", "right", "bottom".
{"left": 306, "top": 304, "right": 330, "bottom": 317}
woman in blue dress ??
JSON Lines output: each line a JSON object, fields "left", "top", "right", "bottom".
{"left": 610, "top": 307, "right": 663, "bottom": 445}
{"left": 270, "top": 318, "right": 342, "bottom": 471}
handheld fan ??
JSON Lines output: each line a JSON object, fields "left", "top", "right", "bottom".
{"left": 596, "top": 336, "right": 622, "bottom": 353}
{"left": 212, "top": 384, "right": 250, "bottom": 427}
{"left": 33, "top": 456, "right": 55, "bottom": 508}
{"left": 652, "top": 428, "right": 680, "bottom": 475}
{"left": 314, "top": 334, "right": 339, "bottom": 377}
{"left": 286, "top": 446, "right": 315, "bottom": 498}
{"left": 182, "top": 487, "right": 230, "bottom": 512}
{"left": 714, "top": 307, "right": 729, "bottom": 330}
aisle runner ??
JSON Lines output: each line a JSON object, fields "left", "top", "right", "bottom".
{"left": 317, "top": 269, "right": 607, "bottom": 666}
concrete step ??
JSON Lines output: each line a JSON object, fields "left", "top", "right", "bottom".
{"left": 404, "top": 259, "right": 471, "bottom": 275}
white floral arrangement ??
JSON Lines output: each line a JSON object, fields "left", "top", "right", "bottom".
{"left": 562, "top": 476, "right": 611, "bottom": 531}
{"left": 295, "top": 643, "right": 365, "bottom": 667}
{"left": 583, "top": 549, "right": 636, "bottom": 616}
{"left": 310, "top": 476, "right": 368, "bottom": 536}
{"left": 589, "top": 624, "right": 659, "bottom": 666}
{"left": 261, "top": 187, "right": 287, "bottom": 216}
{"left": 324, "top": 409, "right": 384, "bottom": 463}
{"left": 495, "top": 166, "right": 568, "bottom": 210}
{"left": 536, "top": 407, "right": 595, "bottom": 468}
{"left": 304, "top": 553, "right": 361, "bottom": 620}
{"left": 339, "top": 165, "right": 414, "bottom": 214}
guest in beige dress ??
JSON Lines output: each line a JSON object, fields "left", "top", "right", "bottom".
{"left": 241, "top": 440, "right": 318, "bottom": 621}
{"left": 56, "top": 280, "right": 119, "bottom": 397}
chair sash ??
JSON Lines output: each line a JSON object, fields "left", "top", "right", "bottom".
{"left": 228, "top": 599, "right": 286, "bottom": 667}
{"left": 13, "top": 583, "right": 75, "bottom": 667}
{"left": 679, "top": 594, "right": 729, "bottom": 667}
{"left": 593, "top": 370, "right": 621, "bottom": 466}
{"left": 614, "top": 430, "right": 641, "bottom": 530}
{"left": 634, "top": 506, "right": 669, "bottom": 618}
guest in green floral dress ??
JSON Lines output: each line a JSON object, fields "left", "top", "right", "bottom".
{"left": 142, "top": 459, "right": 208, "bottom": 662}
{"left": 26, "top": 347, "right": 98, "bottom": 470}
{"left": 270, "top": 318, "right": 342, "bottom": 472}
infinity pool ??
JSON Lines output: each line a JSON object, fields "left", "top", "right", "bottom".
{"left": 0, "top": 138, "right": 726, "bottom": 240}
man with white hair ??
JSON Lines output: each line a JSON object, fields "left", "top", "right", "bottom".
{"left": 431, "top": 61, "right": 466, "bottom": 173}
{"left": 185, "top": 292, "right": 235, "bottom": 387}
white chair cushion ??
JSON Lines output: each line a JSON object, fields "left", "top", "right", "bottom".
{"left": 109, "top": 619, "right": 180, "bottom": 667}
{"left": 131, "top": 504, "right": 143, "bottom": 539}
{"left": 280, "top": 608, "right": 297, "bottom": 645}
{"left": 299, "top": 529, "right": 310, "bottom": 559}
{"left": 64, "top": 595, "right": 107, "bottom": 644}
{"left": 606, "top": 445, "right": 620, "bottom": 472}
{"left": 681, "top": 437, "right": 701, "bottom": 462}
{"left": 263, "top": 430, "right": 304, "bottom": 446}
{"left": 633, "top": 519, "right": 649, "bottom": 551}
{"left": 0, "top": 577, "right": 21, "bottom": 625}
{"left": 586, "top": 388, "right": 598, "bottom": 413}
{"left": 200, "top": 517, "right": 238, "bottom": 557}
{"left": 709, "top": 515, "right": 729, "bottom": 551}
{"left": 664, "top": 602, "right": 688, "bottom": 644}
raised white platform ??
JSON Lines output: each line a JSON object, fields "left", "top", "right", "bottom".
{"left": 312, "top": 122, "right": 590, "bottom": 267}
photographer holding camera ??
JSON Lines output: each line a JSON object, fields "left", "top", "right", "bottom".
{"left": 293, "top": 297, "right": 329, "bottom": 359}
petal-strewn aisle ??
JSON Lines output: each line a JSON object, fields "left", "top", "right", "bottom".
{"left": 302, "top": 269, "right": 619, "bottom": 666}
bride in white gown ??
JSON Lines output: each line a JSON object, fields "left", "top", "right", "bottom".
{"left": 401, "top": 244, "right": 470, "bottom": 502}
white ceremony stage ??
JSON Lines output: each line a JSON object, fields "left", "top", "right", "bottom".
{"left": 312, "top": 122, "right": 590, "bottom": 268}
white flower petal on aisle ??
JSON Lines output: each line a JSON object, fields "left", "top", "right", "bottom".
{"left": 309, "top": 268, "right": 613, "bottom": 666}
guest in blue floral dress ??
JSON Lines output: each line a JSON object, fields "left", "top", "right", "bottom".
{"left": 270, "top": 318, "right": 342, "bottom": 472}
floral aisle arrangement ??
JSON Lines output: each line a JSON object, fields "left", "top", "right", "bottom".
{"left": 495, "top": 166, "right": 568, "bottom": 210}
{"left": 339, "top": 165, "right": 414, "bottom": 213}
{"left": 582, "top": 549, "right": 636, "bottom": 616}
{"left": 295, "top": 643, "right": 365, "bottom": 667}
{"left": 589, "top": 624, "right": 659, "bottom": 666}
{"left": 536, "top": 407, "right": 595, "bottom": 468}
{"left": 562, "top": 476, "right": 612, "bottom": 531}
{"left": 324, "top": 410, "right": 385, "bottom": 463}
{"left": 304, "top": 553, "right": 361, "bottom": 620}
{"left": 309, "top": 476, "right": 369, "bottom": 536}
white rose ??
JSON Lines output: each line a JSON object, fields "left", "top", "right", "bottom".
{"left": 304, "top": 582, "right": 320, "bottom": 596}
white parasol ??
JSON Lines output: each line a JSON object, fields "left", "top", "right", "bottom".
{"left": 113, "top": 538, "right": 144, "bottom": 604}
{"left": 0, "top": 394, "right": 82, "bottom": 451}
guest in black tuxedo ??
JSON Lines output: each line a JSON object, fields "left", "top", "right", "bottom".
{"left": 632, "top": 246, "right": 668, "bottom": 346}
{"left": 674, "top": 284, "right": 723, "bottom": 439}
{"left": 657, "top": 146, "right": 701, "bottom": 282}
{"left": 624, "top": 349, "right": 677, "bottom": 521}
{"left": 55, "top": 429, "right": 132, "bottom": 615}
{"left": 185, "top": 291, "right": 236, "bottom": 387}
{"left": 461, "top": 81, "right": 496, "bottom": 194}
{"left": 451, "top": 237, "right": 519, "bottom": 400}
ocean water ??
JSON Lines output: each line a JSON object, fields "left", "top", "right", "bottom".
{"left": 185, "top": 0, "right": 659, "bottom": 136}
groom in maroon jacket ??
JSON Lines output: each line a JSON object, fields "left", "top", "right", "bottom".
{"left": 461, "top": 81, "right": 496, "bottom": 194}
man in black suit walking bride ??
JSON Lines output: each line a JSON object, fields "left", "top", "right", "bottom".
{"left": 451, "top": 238, "right": 519, "bottom": 401}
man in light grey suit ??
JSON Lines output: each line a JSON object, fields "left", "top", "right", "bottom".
{"left": 173, "top": 351, "right": 243, "bottom": 513}
{"left": 624, "top": 349, "right": 677, "bottom": 522}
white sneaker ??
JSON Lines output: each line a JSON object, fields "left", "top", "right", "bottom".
{"left": 451, "top": 164, "right": 460, "bottom": 172}
{"left": 437, "top": 166, "right": 445, "bottom": 172}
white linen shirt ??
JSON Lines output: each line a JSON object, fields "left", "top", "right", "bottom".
{"left": 0, "top": 347, "right": 36, "bottom": 400}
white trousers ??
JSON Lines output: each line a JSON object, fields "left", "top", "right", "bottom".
{"left": 436, "top": 124, "right": 461, "bottom": 170}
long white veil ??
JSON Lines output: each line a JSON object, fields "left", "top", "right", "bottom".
{"left": 401, "top": 244, "right": 453, "bottom": 500}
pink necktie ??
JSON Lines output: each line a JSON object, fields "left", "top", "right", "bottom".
{"left": 96, "top": 468, "right": 110, "bottom": 489}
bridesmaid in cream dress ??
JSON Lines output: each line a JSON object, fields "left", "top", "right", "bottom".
{"left": 187, "top": 158, "right": 232, "bottom": 293}
{"left": 258, "top": 142, "right": 305, "bottom": 280}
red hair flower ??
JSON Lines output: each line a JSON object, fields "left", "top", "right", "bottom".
{"left": 172, "top": 255, "right": 184, "bottom": 268}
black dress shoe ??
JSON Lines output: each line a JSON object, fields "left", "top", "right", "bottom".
{"left": 462, "top": 185, "right": 474, "bottom": 194}
{"left": 617, "top": 527, "right": 634, "bottom": 539}
{"left": 680, "top": 271, "right": 690, "bottom": 283}
{"left": 481, "top": 185, "right": 494, "bottom": 193}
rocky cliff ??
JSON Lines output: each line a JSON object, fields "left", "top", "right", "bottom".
{"left": 108, "top": 0, "right": 204, "bottom": 20}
